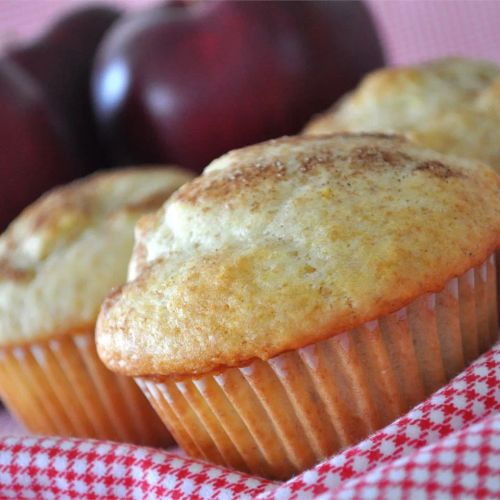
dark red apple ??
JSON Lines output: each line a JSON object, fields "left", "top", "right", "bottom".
{"left": 7, "top": 4, "right": 121, "bottom": 171}
{"left": 0, "top": 61, "right": 77, "bottom": 229}
{"left": 92, "top": 0, "right": 384, "bottom": 171}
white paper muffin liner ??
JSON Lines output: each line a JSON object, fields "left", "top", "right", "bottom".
{"left": 0, "top": 329, "right": 173, "bottom": 446}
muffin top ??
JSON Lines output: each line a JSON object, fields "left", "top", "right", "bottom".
{"left": 97, "top": 134, "right": 500, "bottom": 377}
{"left": 304, "top": 58, "right": 500, "bottom": 172}
{"left": 0, "top": 167, "right": 193, "bottom": 346}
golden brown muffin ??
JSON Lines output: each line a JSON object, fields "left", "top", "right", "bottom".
{"left": 97, "top": 135, "right": 500, "bottom": 478}
{"left": 0, "top": 167, "right": 193, "bottom": 444}
{"left": 304, "top": 58, "right": 500, "bottom": 172}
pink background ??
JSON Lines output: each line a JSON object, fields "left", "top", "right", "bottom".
{"left": 0, "top": 0, "right": 499, "bottom": 65}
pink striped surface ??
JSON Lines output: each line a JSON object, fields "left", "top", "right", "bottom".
{"left": 0, "top": 1, "right": 499, "bottom": 65}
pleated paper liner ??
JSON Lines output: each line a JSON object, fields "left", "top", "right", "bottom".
{"left": 0, "top": 329, "right": 173, "bottom": 447}
{"left": 137, "top": 253, "right": 498, "bottom": 480}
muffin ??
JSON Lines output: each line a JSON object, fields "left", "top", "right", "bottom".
{"left": 305, "top": 57, "right": 500, "bottom": 313}
{"left": 97, "top": 134, "right": 500, "bottom": 479}
{"left": 304, "top": 58, "right": 500, "bottom": 172}
{"left": 0, "top": 167, "right": 193, "bottom": 445}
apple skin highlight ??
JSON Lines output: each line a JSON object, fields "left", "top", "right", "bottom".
{"left": 92, "top": 0, "right": 384, "bottom": 172}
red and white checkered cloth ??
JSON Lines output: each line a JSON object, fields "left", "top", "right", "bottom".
{"left": 1, "top": 342, "right": 499, "bottom": 499}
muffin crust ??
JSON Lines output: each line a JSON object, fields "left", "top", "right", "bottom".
{"left": 0, "top": 167, "right": 193, "bottom": 345}
{"left": 96, "top": 135, "right": 500, "bottom": 377}
{"left": 304, "top": 58, "right": 500, "bottom": 172}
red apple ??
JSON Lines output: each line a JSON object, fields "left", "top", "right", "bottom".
{"left": 92, "top": 0, "right": 384, "bottom": 171}
{"left": 0, "top": 61, "right": 77, "bottom": 229}
{"left": 7, "top": 4, "right": 121, "bottom": 171}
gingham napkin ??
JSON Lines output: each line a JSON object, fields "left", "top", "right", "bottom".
{"left": 1, "top": 342, "right": 498, "bottom": 499}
